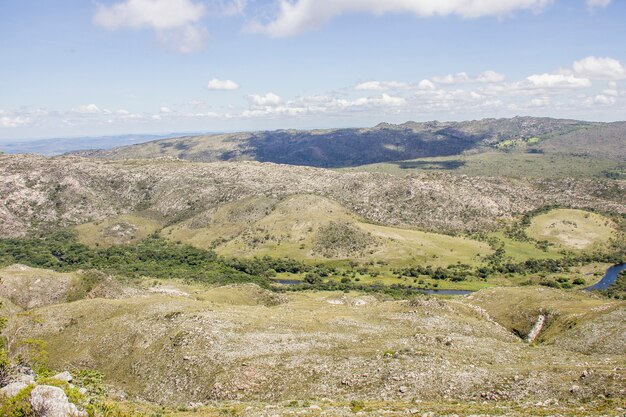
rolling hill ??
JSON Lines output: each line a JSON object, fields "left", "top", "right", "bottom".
{"left": 69, "top": 117, "right": 625, "bottom": 173}
{"left": 2, "top": 153, "right": 624, "bottom": 241}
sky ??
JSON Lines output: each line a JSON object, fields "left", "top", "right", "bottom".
{"left": 1, "top": 0, "right": 625, "bottom": 141}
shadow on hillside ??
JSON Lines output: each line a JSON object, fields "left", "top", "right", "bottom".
{"left": 234, "top": 129, "right": 479, "bottom": 168}
{"left": 394, "top": 160, "right": 466, "bottom": 170}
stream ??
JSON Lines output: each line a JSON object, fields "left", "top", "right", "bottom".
{"left": 585, "top": 263, "right": 626, "bottom": 291}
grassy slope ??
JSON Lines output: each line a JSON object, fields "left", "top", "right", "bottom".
{"left": 72, "top": 203, "right": 619, "bottom": 275}
{"left": 341, "top": 151, "right": 623, "bottom": 179}
{"left": 99, "top": 195, "right": 495, "bottom": 267}
{"left": 75, "top": 214, "right": 163, "bottom": 247}
{"left": 4, "top": 279, "right": 624, "bottom": 414}
{"left": 467, "top": 286, "right": 624, "bottom": 348}
{"left": 526, "top": 208, "right": 616, "bottom": 250}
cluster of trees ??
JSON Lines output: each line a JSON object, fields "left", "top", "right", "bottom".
{"left": 1, "top": 227, "right": 623, "bottom": 295}
{"left": 0, "top": 230, "right": 268, "bottom": 287}
{"left": 392, "top": 251, "right": 624, "bottom": 284}
{"left": 393, "top": 263, "right": 473, "bottom": 282}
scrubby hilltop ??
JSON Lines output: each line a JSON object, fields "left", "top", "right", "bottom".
{"left": 1, "top": 153, "right": 624, "bottom": 239}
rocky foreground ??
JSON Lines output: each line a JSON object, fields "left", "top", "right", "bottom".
{"left": 1, "top": 265, "right": 624, "bottom": 416}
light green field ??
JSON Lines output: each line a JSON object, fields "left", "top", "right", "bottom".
{"left": 489, "top": 231, "right": 562, "bottom": 262}
{"left": 342, "top": 151, "right": 623, "bottom": 179}
{"left": 75, "top": 214, "right": 162, "bottom": 247}
{"left": 163, "top": 194, "right": 492, "bottom": 267}
{"left": 358, "top": 222, "right": 491, "bottom": 266}
{"left": 525, "top": 209, "right": 616, "bottom": 250}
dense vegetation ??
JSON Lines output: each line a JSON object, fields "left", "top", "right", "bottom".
{"left": 313, "top": 221, "right": 379, "bottom": 258}
{"left": 0, "top": 230, "right": 269, "bottom": 287}
{"left": 1, "top": 220, "right": 624, "bottom": 297}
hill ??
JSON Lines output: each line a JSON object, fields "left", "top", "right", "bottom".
{"left": 69, "top": 117, "right": 608, "bottom": 165}
{"left": 1, "top": 153, "right": 624, "bottom": 241}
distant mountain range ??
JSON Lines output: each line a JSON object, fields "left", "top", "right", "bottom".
{"left": 0, "top": 132, "right": 210, "bottom": 156}
{"left": 68, "top": 117, "right": 626, "bottom": 168}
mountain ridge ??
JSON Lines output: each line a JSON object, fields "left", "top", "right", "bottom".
{"left": 67, "top": 116, "right": 626, "bottom": 168}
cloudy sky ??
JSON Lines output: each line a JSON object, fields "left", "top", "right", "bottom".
{"left": 1, "top": 0, "right": 625, "bottom": 141}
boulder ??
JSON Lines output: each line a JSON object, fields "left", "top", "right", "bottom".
{"left": 52, "top": 371, "right": 73, "bottom": 383}
{"left": 29, "top": 385, "right": 85, "bottom": 417}
{"left": 13, "top": 374, "right": 36, "bottom": 385}
{"left": 0, "top": 381, "right": 28, "bottom": 398}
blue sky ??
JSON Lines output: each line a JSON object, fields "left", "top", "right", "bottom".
{"left": 1, "top": 0, "right": 625, "bottom": 141}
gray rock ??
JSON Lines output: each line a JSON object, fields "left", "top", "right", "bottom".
{"left": 52, "top": 371, "right": 73, "bottom": 383}
{"left": 0, "top": 381, "right": 28, "bottom": 398}
{"left": 13, "top": 374, "right": 35, "bottom": 385}
{"left": 30, "top": 385, "right": 85, "bottom": 417}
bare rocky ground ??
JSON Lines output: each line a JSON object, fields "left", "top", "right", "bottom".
{"left": 1, "top": 266, "right": 624, "bottom": 416}
{"left": 1, "top": 153, "right": 624, "bottom": 238}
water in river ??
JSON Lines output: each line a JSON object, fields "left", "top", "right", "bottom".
{"left": 585, "top": 263, "right": 626, "bottom": 291}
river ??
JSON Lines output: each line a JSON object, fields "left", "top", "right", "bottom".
{"left": 585, "top": 263, "right": 626, "bottom": 291}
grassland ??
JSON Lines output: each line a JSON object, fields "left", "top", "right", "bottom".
{"left": 65, "top": 203, "right": 625, "bottom": 296}
{"left": 342, "top": 151, "right": 624, "bottom": 179}
{"left": 150, "top": 194, "right": 494, "bottom": 267}
{"left": 75, "top": 214, "right": 163, "bottom": 247}
{"left": 525, "top": 208, "right": 616, "bottom": 250}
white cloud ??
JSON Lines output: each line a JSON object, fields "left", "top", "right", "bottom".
{"left": 526, "top": 73, "right": 591, "bottom": 88}
{"left": 430, "top": 71, "right": 505, "bottom": 85}
{"left": 214, "top": 0, "right": 247, "bottom": 16}
{"left": 249, "top": 92, "right": 283, "bottom": 107}
{"left": 207, "top": 78, "right": 241, "bottom": 90}
{"left": 586, "top": 94, "right": 616, "bottom": 105}
{"left": 94, "top": 0, "right": 205, "bottom": 30}
{"left": 586, "top": 0, "right": 611, "bottom": 9}
{"left": 160, "top": 106, "right": 172, "bottom": 113}
{"left": 417, "top": 79, "right": 436, "bottom": 90}
{"left": 432, "top": 72, "right": 470, "bottom": 84}
{"left": 477, "top": 71, "right": 506, "bottom": 83}
{"left": 252, "top": 0, "right": 552, "bottom": 37}
{"left": 571, "top": 56, "right": 625, "bottom": 80}
{"left": 355, "top": 80, "right": 409, "bottom": 91}
{"left": 155, "top": 25, "right": 208, "bottom": 53}
{"left": 93, "top": 0, "right": 207, "bottom": 53}
{"left": 72, "top": 104, "right": 106, "bottom": 114}
{"left": 377, "top": 93, "right": 406, "bottom": 106}
{"left": 0, "top": 116, "right": 30, "bottom": 128}
{"left": 530, "top": 97, "right": 549, "bottom": 107}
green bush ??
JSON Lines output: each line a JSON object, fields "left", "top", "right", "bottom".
{"left": 0, "top": 384, "right": 35, "bottom": 417}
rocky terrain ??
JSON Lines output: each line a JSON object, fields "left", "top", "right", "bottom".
{"left": 1, "top": 153, "right": 624, "bottom": 240}
{"left": 0, "top": 265, "right": 624, "bottom": 416}
{"left": 1, "top": 119, "right": 625, "bottom": 416}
